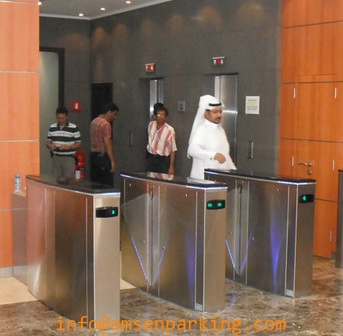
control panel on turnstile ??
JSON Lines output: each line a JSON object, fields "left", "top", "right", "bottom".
{"left": 96, "top": 206, "right": 118, "bottom": 217}
{"left": 206, "top": 199, "right": 226, "bottom": 210}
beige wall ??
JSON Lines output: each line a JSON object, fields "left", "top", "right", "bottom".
{"left": 0, "top": 0, "right": 39, "bottom": 270}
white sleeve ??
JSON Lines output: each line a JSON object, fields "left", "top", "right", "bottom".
{"left": 187, "top": 127, "right": 216, "bottom": 160}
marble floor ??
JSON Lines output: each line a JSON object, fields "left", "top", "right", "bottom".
{"left": 0, "top": 256, "right": 343, "bottom": 335}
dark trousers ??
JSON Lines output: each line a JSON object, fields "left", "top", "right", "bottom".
{"left": 146, "top": 152, "right": 170, "bottom": 174}
{"left": 90, "top": 152, "right": 114, "bottom": 187}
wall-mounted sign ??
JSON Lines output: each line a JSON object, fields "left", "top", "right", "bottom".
{"left": 212, "top": 56, "right": 225, "bottom": 67}
{"left": 145, "top": 63, "right": 156, "bottom": 73}
{"left": 72, "top": 101, "right": 81, "bottom": 111}
{"left": 245, "top": 96, "right": 260, "bottom": 115}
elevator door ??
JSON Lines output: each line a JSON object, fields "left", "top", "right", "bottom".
{"left": 39, "top": 50, "right": 61, "bottom": 176}
{"left": 149, "top": 79, "right": 164, "bottom": 118}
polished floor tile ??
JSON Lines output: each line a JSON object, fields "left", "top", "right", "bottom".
{"left": 0, "top": 277, "right": 36, "bottom": 305}
{"left": 0, "top": 256, "right": 342, "bottom": 335}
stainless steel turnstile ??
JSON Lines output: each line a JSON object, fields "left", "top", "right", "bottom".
{"left": 12, "top": 191, "right": 27, "bottom": 285}
{"left": 120, "top": 172, "right": 228, "bottom": 312}
{"left": 205, "top": 169, "right": 316, "bottom": 298}
{"left": 26, "top": 175, "right": 120, "bottom": 322}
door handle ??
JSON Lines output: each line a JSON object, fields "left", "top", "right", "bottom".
{"left": 298, "top": 161, "right": 312, "bottom": 167}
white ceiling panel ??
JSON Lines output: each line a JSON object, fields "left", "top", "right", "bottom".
{"left": 39, "top": 0, "right": 173, "bottom": 20}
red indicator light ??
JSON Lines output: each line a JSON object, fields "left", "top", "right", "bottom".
{"left": 145, "top": 63, "right": 156, "bottom": 73}
{"left": 212, "top": 56, "right": 225, "bottom": 67}
{"left": 72, "top": 101, "right": 82, "bottom": 111}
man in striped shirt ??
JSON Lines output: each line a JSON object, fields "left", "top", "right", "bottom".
{"left": 46, "top": 106, "right": 82, "bottom": 180}
{"left": 146, "top": 103, "right": 177, "bottom": 174}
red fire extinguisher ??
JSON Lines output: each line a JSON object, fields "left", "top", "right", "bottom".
{"left": 75, "top": 151, "right": 85, "bottom": 180}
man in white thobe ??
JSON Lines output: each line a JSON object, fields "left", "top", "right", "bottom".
{"left": 187, "top": 95, "right": 236, "bottom": 179}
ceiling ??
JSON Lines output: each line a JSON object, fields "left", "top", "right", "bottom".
{"left": 39, "top": 0, "right": 173, "bottom": 20}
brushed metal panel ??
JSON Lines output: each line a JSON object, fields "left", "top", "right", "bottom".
{"left": 26, "top": 181, "right": 55, "bottom": 306}
{"left": 206, "top": 175, "right": 247, "bottom": 283}
{"left": 93, "top": 194, "right": 120, "bottom": 320}
{"left": 247, "top": 182, "right": 288, "bottom": 295}
{"left": 214, "top": 74, "right": 238, "bottom": 163}
{"left": 45, "top": 188, "right": 56, "bottom": 308}
{"left": 149, "top": 79, "right": 164, "bottom": 118}
{"left": 27, "top": 177, "right": 121, "bottom": 326}
{"left": 12, "top": 192, "right": 27, "bottom": 285}
{"left": 121, "top": 178, "right": 150, "bottom": 289}
{"left": 202, "top": 189, "right": 227, "bottom": 312}
{"left": 223, "top": 179, "right": 238, "bottom": 280}
{"left": 290, "top": 184, "right": 315, "bottom": 297}
{"left": 26, "top": 181, "right": 46, "bottom": 299}
{"left": 157, "top": 184, "right": 197, "bottom": 309}
{"left": 121, "top": 174, "right": 227, "bottom": 312}
{"left": 55, "top": 189, "right": 89, "bottom": 321}
{"left": 149, "top": 183, "right": 160, "bottom": 291}
{"left": 205, "top": 170, "right": 315, "bottom": 298}
{"left": 236, "top": 179, "right": 250, "bottom": 284}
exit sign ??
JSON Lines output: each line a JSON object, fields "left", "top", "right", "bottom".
{"left": 212, "top": 56, "right": 225, "bottom": 67}
{"left": 145, "top": 63, "right": 156, "bottom": 73}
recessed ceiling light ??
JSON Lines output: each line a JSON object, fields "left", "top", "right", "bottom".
{"left": 126, "top": 1, "right": 131, "bottom": 4}
{"left": 100, "top": 7, "right": 106, "bottom": 11}
{"left": 38, "top": 1, "right": 43, "bottom": 5}
{"left": 78, "top": 13, "right": 84, "bottom": 17}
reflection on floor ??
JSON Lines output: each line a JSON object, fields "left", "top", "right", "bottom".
{"left": 0, "top": 256, "right": 342, "bottom": 335}
{"left": 0, "top": 277, "right": 36, "bottom": 305}
{"left": 0, "top": 277, "right": 134, "bottom": 306}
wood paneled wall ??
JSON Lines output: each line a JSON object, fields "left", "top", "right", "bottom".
{"left": 0, "top": 0, "right": 39, "bottom": 270}
{"left": 280, "top": 0, "right": 343, "bottom": 258}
